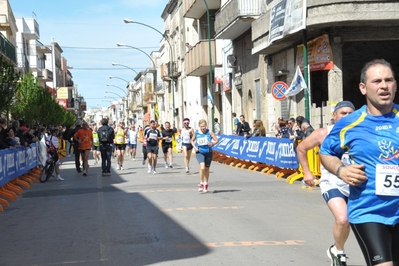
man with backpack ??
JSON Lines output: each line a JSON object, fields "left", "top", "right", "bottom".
{"left": 98, "top": 118, "right": 114, "bottom": 176}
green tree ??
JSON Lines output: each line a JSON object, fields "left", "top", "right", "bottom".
{"left": 0, "top": 57, "right": 20, "bottom": 114}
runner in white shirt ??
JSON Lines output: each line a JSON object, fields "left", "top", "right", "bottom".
{"left": 179, "top": 118, "right": 195, "bottom": 173}
{"left": 128, "top": 124, "right": 139, "bottom": 160}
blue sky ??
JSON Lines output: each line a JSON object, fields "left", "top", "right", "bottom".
{"left": 9, "top": 0, "right": 166, "bottom": 108}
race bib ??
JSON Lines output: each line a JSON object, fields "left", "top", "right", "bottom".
{"left": 165, "top": 137, "right": 172, "bottom": 143}
{"left": 93, "top": 137, "right": 99, "bottom": 143}
{"left": 182, "top": 136, "right": 190, "bottom": 142}
{"left": 375, "top": 164, "right": 399, "bottom": 196}
{"left": 197, "top": 137, "right": 208, "bottom": 146}
{"left": 117, "top": 136, "right": 124, "bottom": 143}
{"left": 149, "top": 133, "right": 158, "bottom": 139}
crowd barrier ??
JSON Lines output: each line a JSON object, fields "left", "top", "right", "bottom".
{"left": 212, "top": 135, "right": 321, "bottom": 189}
{"left": 0, "top": 143, "right": 41, "bottom": 212}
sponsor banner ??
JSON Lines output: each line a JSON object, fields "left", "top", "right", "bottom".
{"left": 0, "top": 144, "right": 38, "bottom": 187}
{"left": 269, "top": 0, "right": 306, "bottom": 43}
{"left": 296, "top": 34, "right": 334, "bottom": 72}
{"left": 214, "top": 135, "right": 298, "bottom": 169}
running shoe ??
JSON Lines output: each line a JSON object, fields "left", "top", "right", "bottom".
{"left": 153, "top": 170, "right": 156, "bottom": 175}
{"left": 120, "top": 165, "right": 124, "bottom": 170}
{"left": 133, "top": 158, "right": 136, "bottom": 161}
{"left": 165, "top": 162, "right": 169, "bottom": 169}
{"left": 186, "top": 167, "right": 189, "bottom": 173}
{"left": 117, "top": 164, "right": 121, "bottom": 170}
{"left": 169, "top": 163, "right": 173, "bottom": 168}
{"left": 148, "top": 167, "right": 152, "bottom": 174}
{"left": 203, "top": 184, "right": 208, "bottom": 193}
{"left": 198, "top": 184, "right": 204, "bottom": 192}
{"left": 327, "top": 245, "right": 348, "bottom": 266}
{"left": 142, "top": 159, "right": 146, "bottom": 165}
{"left": 83, "top": 171, "right": 87, "bottom": 176}
{"left": 56, "top": 175, "right": 64, "bottom": 181}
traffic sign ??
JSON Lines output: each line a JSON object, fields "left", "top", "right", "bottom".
{"left": 271, "top": 81, "right": 288, "bottom": 101}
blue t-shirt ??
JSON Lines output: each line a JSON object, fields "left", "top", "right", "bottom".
{"left": 320, "top": 104, "right": 399, "bottom": 225}
{"left": 195, "top": 129, "right": 212, "bottom": 153}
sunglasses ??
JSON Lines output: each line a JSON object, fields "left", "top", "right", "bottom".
{"left": 183, "top": 122, "right": 189, "bottom": 124}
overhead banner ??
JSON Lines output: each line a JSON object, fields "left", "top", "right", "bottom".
{"left": 296, "top": 34, "right": 334, "bottom": 71}
{"left": 213, "top": 135, "right": 298, "bottom": 169}
{"left": 269, "top": 0, "right": 306, "bottom": 43}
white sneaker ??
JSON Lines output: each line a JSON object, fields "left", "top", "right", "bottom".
{"left": 153, "top": 170, "right": 156, "bottom": 175}
{"left": 56, "top": 175, "right": 64, "bottom": 181}
{"left": 148, "top": 167, "right": 152, "bottom": 174}
{"left": 165, "top": 162, "right": 169, "bottom": 169}
{"left": 186, "top": 167, "right": 189, "bottom": 173}
{"left": 66, "top": 155, "right": 71, "bottom": 158}
{"left": 120, "top": 166, "right": 124, "bottom": 170}
{"left": 169, "top": 163, "right": 173, "bottom": 168}
{"left": 117, "top": 165, "right": 121, "bottom": 170}
{"left": 133, "top": 158, "right": 136, "bottom": 161}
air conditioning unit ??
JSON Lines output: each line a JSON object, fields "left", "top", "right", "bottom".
{"left": 227, "top": 54, "right": 237, "bottom": 68}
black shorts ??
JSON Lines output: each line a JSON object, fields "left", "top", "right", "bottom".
{"left": 196, "top": 151, "right": 213, "bottom": 167}
{"left": 92, "top": 145, "right": 100, "bottom": 151}
{"left": 146, "top": 145, "right": 159, "bottom": 155}
{"left": 351, "top": 222, "right": 399, "bottom": 265}
{"left": 115, "top": 144, "right": 126, "bottom": 151}
{"left": 182, "top": 143, "right": 193, "bottom": 150}
{"left": 162, "top": 144, "right": 172, "bottom": 154}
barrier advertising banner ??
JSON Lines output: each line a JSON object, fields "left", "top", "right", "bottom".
{"left": 0, "top": 144, "right": 38, "bottom": 187}
{"left": 213, "top": 135, "right": 298, "bottom": 169}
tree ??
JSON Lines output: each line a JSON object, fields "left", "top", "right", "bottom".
{"left": 0, "top": 57, "right": 20, "bottom": 115}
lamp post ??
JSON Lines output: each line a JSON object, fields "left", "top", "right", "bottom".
{"left": 109, "top": 76, "right": 129, "bottom": 84}
{"left": 117, "top": 42, "right": 159, "bottom": 119}
{"left": 203, "top": 0, "right": 214, "bottom": 131}
{"left": 107, "top": 84, "right": 129, "bottom": 124}
{"left": 123, "top": 18, "right": 176, "bottom": 121}
{"left": 111, "top": 62, "right": 139, "bottom": 75}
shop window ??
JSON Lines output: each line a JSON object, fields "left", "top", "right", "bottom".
{"left": 310, "top": 71, "right": 328, "bottom": 108}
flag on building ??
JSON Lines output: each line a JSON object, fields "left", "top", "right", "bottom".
{"left": 284, "top": 66, "right": 307, "bottom": 97}
{"left": 207, "top": 87, "right": 213, "bottom": 107}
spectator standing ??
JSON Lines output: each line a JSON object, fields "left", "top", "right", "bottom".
{"left": 98, "top": 118, "right": 114, "bottom": 176}
{"left": 0, "top": 118, "right": 9, "bottom": 149}
{"left": 232, "top": 112, "right": 239, "bottom": 135}
{"left": 71, "top": 120, "right": 83, "bottom": 173}
{"left": 214, "top": 118, "right": 221, "bottom": 134}
{"left": 246, "top": 120, "right": 266, "bottom": 138}
{"left": 236, "top": 115, "right": 251, "bottom": 136}
{"left": 74, "top": 122, "right": 93, "bottom": 176}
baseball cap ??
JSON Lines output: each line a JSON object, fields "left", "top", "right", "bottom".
{"left": 334, "top": 101, "right": 355, "bottom": 113}
{"left": 20, "top": 126, "right": 29, "bottom": 131}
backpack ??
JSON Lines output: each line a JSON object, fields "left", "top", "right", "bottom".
{"left": 99, "top": 126, "right": 110, "bottom": 143}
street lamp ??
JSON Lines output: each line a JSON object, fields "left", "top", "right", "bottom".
{"left": 106, "top": 84, "right": 128, "bottom": 97}
{"left": 109, "top": 76, "right": 129, "bottom": 84}
{"left": 203, "top": 0, "right": 214, "bottom": 131}
{"left": 123, "top": 18, "right": 176, "bottom": 119}
{"left": 117, "top": 42, "right": 159, "bottom": 118}
{"left": 111, "top": 62, "right": 139, "bottom": 75}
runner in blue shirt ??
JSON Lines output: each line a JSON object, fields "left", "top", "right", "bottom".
{"left": 320, "top": 59, "right": 399, "bottom": 266}
{"left": 191, "top": 119, "right": 218, "bottom": 193}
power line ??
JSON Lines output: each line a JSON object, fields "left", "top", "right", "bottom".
{"left": 71, "top": 67, "right": 148, "bottom": 71}
{"left": 62, "top": 46, "right": 159, "bottom": 50}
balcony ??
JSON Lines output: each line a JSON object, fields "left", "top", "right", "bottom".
{"left": 21, "top": 18, "right": 40, "bottom": 40}
{"left": 39, "top": 69, "right": 53, "bottom": 81}
{"left": 185, "top": 40, "right": 221, "bottom": 77}
{"left": 160, "top": 62, "right": 180, "bottom": 80}
{"left": 0, "top": 32, "right": 16, "bottom": 64}
{"left": 183, "top": 0, "right": 221, "bottom": 19}
{"left": 143, "top": 92, "right": 155, "bottom": 104}
{"left": 215, "top": 0, "right": 265, "bottom": 40}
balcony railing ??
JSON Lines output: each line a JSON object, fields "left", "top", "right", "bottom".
{"left": 185, "top": 40, "right": 220, "bottom": 77}
{"left": 161, "top": 62, "right": 179, "bottom": 80}
{"left": 0, "top": 32, "right": 16, "bottom": 64}
{"left": 183, "top": 0, "right": 222, "bottom": 19}
{"left": 215, "top": 0, "right": 265, "bottom": 40}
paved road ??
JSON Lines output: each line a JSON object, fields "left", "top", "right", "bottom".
{"left": 0, "top": 148, "right": 366, "bottom": 266}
